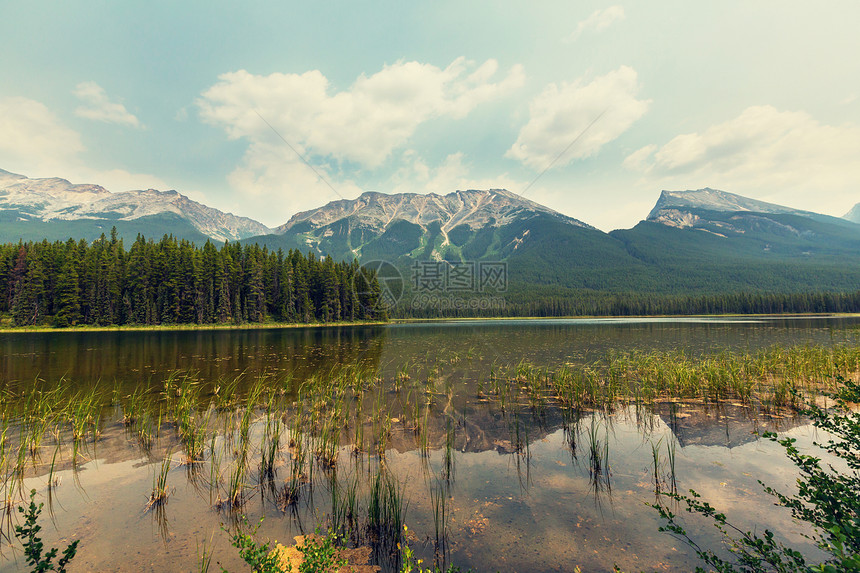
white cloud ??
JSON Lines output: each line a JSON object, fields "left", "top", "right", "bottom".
{"left": 507, "top": 66, "right": 650, "bottom": 170}
{"left": 196, "top": 58, "right": 524, "bottom": 224}
{"left": 0, "top": 96, "right": 164, "bottom": 192}
{"left": 621, "top": 144, "right": 657, "bottom": 171}
{"left": 197, "top": 57, "right": 524, "bottom": 170}
{"left": 0, "top": 97, "right": 84, "bottom": 162}
{"left": 224, "top": 149, "right": 531, "bottom": 228}
{"left": 75, "top": 167, "right": 168, "bottom": 193}
{"left": 74, "top": 82, "right": 142, "bottom": 128}
{"left": 566, "top": 6, "right": 625, "bottom": 42}
{"left": 389, "top": 151, "right": 526, "bottom": 197}
{"left": 224, "top": 141, "right": 365, "bottom": 226}
{"left": 624, "top": 105, "right": 860, "bottom": 215}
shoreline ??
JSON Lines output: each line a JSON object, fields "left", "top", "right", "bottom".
{"left": 390, "top": 311, "right": 860, "bottom": 323}
{"left": 2, "top": 312, "right": 857, "bottom": 333}
{"left": 0, "top": 319, "right": 389, "bottom": 334}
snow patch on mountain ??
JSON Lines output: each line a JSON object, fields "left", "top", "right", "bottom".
{"left": 0, "top": 169, "right": 272, "bottom": 241}
{"left": 648, "top": 188, "right": 814, "bottom": 220}
{"left": 277, "top": 189, "right": 591, "bottom": 234}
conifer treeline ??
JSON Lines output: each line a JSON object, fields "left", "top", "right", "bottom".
{"left": 507, "top": 291, "right": 860, "bottom": 317}
{"left": 0, "top": 230, "right": 386, "bottom": 327}
{"left": 398, "top": 290, "right": 860, "bottom": 318}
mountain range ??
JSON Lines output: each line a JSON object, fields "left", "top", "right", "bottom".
{"left": 0, "top": 168, "right": 271, "bottom": 242}
{"left": 3, "top": 167, "right": 860, "bottom": 296}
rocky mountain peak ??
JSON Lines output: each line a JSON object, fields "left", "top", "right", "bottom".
{"left": 843, "top": 203, "right": 860, "bottom": 224}
{"left": 277, "top": 188, "right": 591, "bottom": 234}
{"left": 0, "top": 169, "right": 272, "bottom": 242}
{"left": 648, "top": 188, "right": 813, "bottom": 221}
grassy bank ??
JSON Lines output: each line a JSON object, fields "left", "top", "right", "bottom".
{"left": 0, "top": 318, "right": 388, "bottom": 334}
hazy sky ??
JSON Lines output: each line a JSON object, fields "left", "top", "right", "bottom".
{"left": 2, "top": 1, "right": 859, "bottom": 231}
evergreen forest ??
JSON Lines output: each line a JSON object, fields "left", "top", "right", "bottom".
{"left": 0, "top": 229, "right": 386, "bottom": 327}
{"left": 5, "top": 228, "right": 860, "bottom": 328}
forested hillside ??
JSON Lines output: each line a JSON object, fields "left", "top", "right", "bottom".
{"left": 0, "top": 229, "right": 386, "bottom": 327}
{"left": 396, "top": 288, "right": 860, "bottom": 318}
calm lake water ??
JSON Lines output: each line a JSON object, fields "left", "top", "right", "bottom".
{"left": 1, "top": 316, "right": 857, "bottom": 572}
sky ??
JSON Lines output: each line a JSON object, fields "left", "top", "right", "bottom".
{"left": 1, "top": 1, "right": 859, "bottom": 231}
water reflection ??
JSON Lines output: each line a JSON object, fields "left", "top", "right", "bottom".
{"left": 1, "top": 317, "right": 858, "bottom": 389}
{"left": 0, "top": 326, "right": 387, "bottom": 392}
{"left": 0, "top": 316, "right": 855, "bottom": 572}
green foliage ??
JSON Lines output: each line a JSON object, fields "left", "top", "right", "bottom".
{"left": 222, "top": 520, "right": 476, "bottom": 573}
{"left": 14, "top": 489, "right": 79, "bottom": 573}
{"left": 222, "top": 517, "right": 282, "bottom": 573}
{"left": 652, "top": 377, "right": 860, "bottom": 572}
{"left": 289, "top": 532, "right": 347, "bottom": 573}
{"left": 223, "top": 519, "right": 348, "bottom": 573}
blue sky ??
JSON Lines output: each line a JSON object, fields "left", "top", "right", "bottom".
{"left": 2, "top": 1, "right": 859, "bottom": 230}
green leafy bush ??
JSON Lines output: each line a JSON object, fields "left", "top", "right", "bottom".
{"left": 653, "top": 376, "right": 860, "bottom": 572}
{"left": 222, "top": 517, "right": 283, "bottom": 573}
{"left": 14, "top": 489, "right": 79, "bottom": 573}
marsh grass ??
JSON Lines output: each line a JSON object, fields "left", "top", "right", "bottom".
{"left": 145, "top": 453, "right": 172, "bottom": 512}
{"left": 496, "top": 344, "right": 860, "bottom": 412}
{"left": 650, "top": 437, "right": 665, "bottom": 494}
{"left": 428, "top": 477, "right": 450, "bottom": 569}
{"left": 586, "top": 415, "right": 611, "bottom": 496}
{"left": 666, "top": 437, "right": 677, "bottom": 494}
{"left": 1, "top": 344, "right": 859, "bottom": 569}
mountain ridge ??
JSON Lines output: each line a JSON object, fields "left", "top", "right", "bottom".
{"left": 844, "top": 203, "right": 860, "bottom": 224}
{"left": 278, "top": 188, "right": 592, "bottom": 233}
{"left": 0, "top": 169, "right": 272, "bottom": 242}
{"left": 261, "top": 188, "right": 593, "bottom": 263}
{"left": 647, "top": 187, "right": 813, "bottom": 220}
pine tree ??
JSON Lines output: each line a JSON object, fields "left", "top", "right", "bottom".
{"left": 53, "top": 241, "right": 81, "bottom": 327}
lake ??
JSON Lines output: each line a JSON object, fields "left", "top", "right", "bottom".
{"left": 0, "top": 316, "right": 857, "bottom": 572}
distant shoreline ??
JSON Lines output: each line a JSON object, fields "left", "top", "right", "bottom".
{"left": 0, "top": 320, "right": 389, "bottom": 334}
{"left": 1, "top": 312, "right": 857, "bottom": 334}
{"left": 390, "top": 312, "right": 860, "bottom": 323}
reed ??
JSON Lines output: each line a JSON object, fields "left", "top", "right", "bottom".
{"left": 196, "top": 534, "right": 215, "bottom": 573}
{"left": 220, "top": 456, "right": 246, "bottom": 510}
{"left": 666, "top": 437, "right": 677, "bottom": 494}
{"left": 279, "top": 468, "right": 304, "bottom": 510}
{"left": 145, "top": 453, "right": 172, "bottom": 512}
{"left": 650, "top": 437, "right": 663, "bottom": 493}
{"left": 586, "top": 415, "right": 610, "bottom": 494}
{"left": 430, "top": 478, "right": 449, "bottom": 567}
{"left": 367, "top": 466, "right": 406, "bottom": 547}
{"left": 259, "top": 411, "right": 281, "bottom": 482}
{"left": 442, "top": 418, "right": 455, "bottom": 483}
{"left": 539, "top": 344, "right": 860, "bottom": 412}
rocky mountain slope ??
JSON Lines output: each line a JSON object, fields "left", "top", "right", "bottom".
{"left": 647, "top": 188, "right": 814, "bottom": 222}
{"left": 257, "top": 189, "right": 593, "bottom": 263}
{"left": 609, "top": 188, "right": 860, "bottom": 293}
{"left": 639, "top": 187, "right": 860, "bottom": 248}
{"left": 843, "top": 203, "right": 860, "bottom": 224}
{"left": 0, "top": 169, "right": 271, "bottom": 242}
{"left": 279, "top": 189, "right": 590, "bottom": 234}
